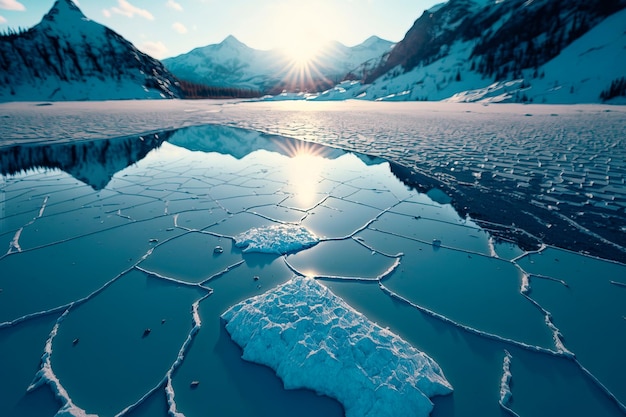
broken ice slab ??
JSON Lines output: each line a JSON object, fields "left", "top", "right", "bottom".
{"left": 234, "top": 224, "right": 319, "bottom": 255}
{"left": 502, "top": 346, "right": 625, "bottom": 417}
{"left": 372, "top": 203, "right": 492, "bottom": 255}
{"left": 138, "top": 231, "right": 242, "bottom": 283}
{"left": 48, "top": 269, "right": 207, "bottom": 417}
{"left": 0, "top": 314, "right": 60, "bottom": 417}
{"left": 222, "top": 276, "right": 453, "bottom": 417}
{"left": 0, "top": 216, "right": 185, "bottom": 323}
{"left": 318, "top": 279, "right": 506, "bottom": 417}
{"left": 377, "top": 236, "right": 556, "bottom": 350}
{"left": 217, "top": 193, "right": 287, "bottom": 215}
{"left": 170, "top": 257, "right": 345, "bottom": 417}
{"left": 517, "top": 248, "right": 626, "bottom": 404}
{"left": 11, "top": 194, "right": 131, "bottom": 250}
{"left": 208, "top": 212, "right": 279, "bottom": 237}
{"left": 170, "top": 204, "right": 230, "bottom": 230}
{"left": 1, "top": 172, "right": 74, "bottom": 235}
{"left": 321, "top": 278, "right": 626, "bottom": 417}
{"left": 285, "top": 238, "right": 399, "bottom": 280}
{"left": 247, "top": 204, "right": 308, "bottom": 224}
{"left": 300, "top": 196, "right": 384, "bottom": 239}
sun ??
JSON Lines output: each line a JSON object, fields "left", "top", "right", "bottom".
{"left": 281, "top": 27, "right": 328, "bottom": 66}
{"left": 270, "top": 2, "right": 334, "bottom": 66}
{"left": 265, "top": 2, "right": 341, "bottom": 92}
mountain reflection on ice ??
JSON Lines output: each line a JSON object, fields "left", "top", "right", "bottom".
{"left": 1, "top": 125, "right": 625, "bottom": 417}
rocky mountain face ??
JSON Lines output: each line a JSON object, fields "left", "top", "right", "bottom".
{"left": 0, "top": 0, "right": 181, "bottom": 101}
{"left": 367, "top": 0, "right": 624, "bottom": 82}
{"left": 163, "top": 35, "right": 394, "bottom": 94}
{"left": 354, "top": 0, "right": 626, "bottom": 103}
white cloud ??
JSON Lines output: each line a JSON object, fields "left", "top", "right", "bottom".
{"left": 172, "top": 22, "right": 188, "bottom": 34}
{"left": 106, "top": 0, "right": 154, "bottom": 20}
{"left": 141, "top": 40, "right": 168, "bottom": 59}
{"left": 102, "top": 9, "right": 111, "bottom": 18}
{"left": 0, "top": 0, "right": 25, "bottom": 11}
{"left": 0, "top": 15, "right": 6, "bottom": 23}
{"left": 166, "top": 0, "right": 183, "bottom": 12}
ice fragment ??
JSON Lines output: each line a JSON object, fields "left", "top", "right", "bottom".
{"left": 234, "top": 224, "right": 319, "bottom": 254}
{"left": 222, "top": 276, "right": 452, "bottom": 417}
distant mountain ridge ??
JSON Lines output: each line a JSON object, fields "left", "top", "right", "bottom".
{"left": 162, "top": 35, "right": 394, "bottom": 94}
{"left": 0, "top": 0, "right": 181, "bottom": 101}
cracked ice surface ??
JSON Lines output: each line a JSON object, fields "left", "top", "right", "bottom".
{"left": 0, "top": 105, "right": 625, "bottom": 417}
{"left": 222, "top": 276, "right": 453, "bottom": 417}
{"left": 2, "top": 100, "right": 626, "bottom": 261}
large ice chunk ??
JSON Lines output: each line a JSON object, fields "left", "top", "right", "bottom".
{"left": 233, "top": 224, "right": 319, "bottom": 254}
{"left": 221, "top": 276, "right": 452, "bottom": 417}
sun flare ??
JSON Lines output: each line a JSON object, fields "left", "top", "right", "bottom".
{"left": 272, "top": 3, "right": 333, "bottom": 67}
{"left": 281, "top": 29, "right": 327, "bottom": 66}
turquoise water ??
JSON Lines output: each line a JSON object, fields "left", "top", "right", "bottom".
{"left": 1, "top": 125, "right": 625, "bottom": 416}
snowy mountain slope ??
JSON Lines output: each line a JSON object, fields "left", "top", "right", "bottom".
{"left": 313, "top": 0, "right": 626, "bottom": 104}
{"left": 162, "top": 35, "right": 278, "bottom": 92}
{"left": 0, "top": 0, "right": 181, "bottom": 102}
{"left": 163, "top": 35, "right": 393, "bottom": 93}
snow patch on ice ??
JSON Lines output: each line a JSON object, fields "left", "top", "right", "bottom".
{"left": 233, "top": 224, "right": 319, "bottom": 254}
{"left": 221, "top": 276, "right": 452, "bottom": 417}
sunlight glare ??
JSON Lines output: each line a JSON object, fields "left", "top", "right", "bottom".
{"left": 290, "top": 152, "right": 323, "bottom": 206}
{"left": 273, "top": 3, "right": 332, "bottom": 67}
{"left": 282, "top": 28, "right": 327, "bottom": 66}
{"left": 278, "top": 139, "right": 329, "bottom": 206}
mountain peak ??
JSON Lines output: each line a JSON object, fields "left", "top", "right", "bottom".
{"left": 0, "top": 0, "right": 182, "bottom": 100}
{"left": 42, "top": 0, "right": 88, "bottom": 24}
{"left": 220, "top": 35, "right": 246, "bottom": 48}
{"left": 359, "top": 36, "right": 392, "bottom": 48}
{"left": 362, "top": 35, "right": 383, "bottom": 44}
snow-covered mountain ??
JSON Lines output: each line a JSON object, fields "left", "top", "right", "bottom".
{"left": 163, "top": 35, "right": 394, "bottom": 94}
{"left": 312, "top": 0, "right": 626, "bottom": 104}
{"left": 0, "top": 0, "right": 181, "bottom": 102}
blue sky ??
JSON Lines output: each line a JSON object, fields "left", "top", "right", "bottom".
{"left": 0, "top": 0, "right": 440, "bottom": 59}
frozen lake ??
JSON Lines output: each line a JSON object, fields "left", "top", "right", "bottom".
{"left": 1, "top": 102, "right": 625, "bottom": 417}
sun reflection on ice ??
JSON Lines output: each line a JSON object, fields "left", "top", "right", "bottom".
{"left": 281, "top": 140, "right": 330, "bottom": 206}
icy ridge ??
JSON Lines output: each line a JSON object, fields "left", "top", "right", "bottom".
{"left": 221, "top": 276, "right": 452, "bottom": 417}
{"left": 499, "top": 350, "right": 521, "bottom": 417}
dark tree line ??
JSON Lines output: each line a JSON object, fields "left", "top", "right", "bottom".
{"left": 0, "top": 26, "right": 32, "bottom": 39}
{"left": 470, "top": 0, "right": 622, "bottom": 80}
{"left": 178, "top": 79, "right": 261, "bottom": 99}
{"left": 600, "top": 77, "right": 626, "bottom": 101}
